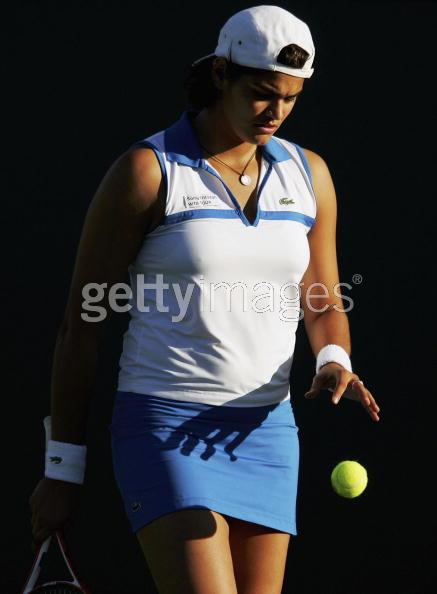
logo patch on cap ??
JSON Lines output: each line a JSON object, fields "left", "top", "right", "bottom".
{"left": 49, "top": 456, "right": 63, "bottom": 464}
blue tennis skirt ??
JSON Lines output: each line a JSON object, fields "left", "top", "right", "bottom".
{"left": 109, "top": 390, "right": 300, "bottom": 535}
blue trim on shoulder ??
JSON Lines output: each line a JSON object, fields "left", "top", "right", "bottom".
{"left": 263, "top": 137, "right": 293, "bottom": 164}
{"left": 129, "top": 116, "right": 315, "bottom": 230}
{"left": 164, "top": 112, "right": 204, "bottom": 168}
{"left": 130, "top": 139, "right": 167, "bottom": 184}
{"left": 131, "top": 114, "right": 310, "bottom": 179}
{"left": 259, "top": 210, "right": 315, "bottom": 228}
{"left": 291, "top": 143, "right": 313, "bottom": 188}
{"left": 164, "top": 209, "right": 240, "bottom": 225}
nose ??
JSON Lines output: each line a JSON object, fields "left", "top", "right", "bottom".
{"left": 267, "top": 99, "right": 285, "bottom": 121}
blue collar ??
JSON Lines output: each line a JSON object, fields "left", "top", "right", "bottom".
{"left": 164, "top": 110, "right": 291, "bottom": 168}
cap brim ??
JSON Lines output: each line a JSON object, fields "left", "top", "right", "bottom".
{"left": 191, "top": 53, "right": 216, "bottom": 67}
{"left": 190, "top": 53, "right": 314, "bottom": 78}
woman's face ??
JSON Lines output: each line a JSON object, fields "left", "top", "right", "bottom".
{"left": 215, "top": 61, "right": 305, "bottom": 145}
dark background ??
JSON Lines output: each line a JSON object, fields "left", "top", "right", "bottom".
{"left": 6, "top": 1, "right": 436, "bottom": 593}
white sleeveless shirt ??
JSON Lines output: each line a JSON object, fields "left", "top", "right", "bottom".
{"left": 117, "top": 110, "right": 316, "bottom": 407}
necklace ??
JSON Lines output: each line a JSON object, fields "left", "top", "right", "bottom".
{"left": 199, "top": 142, "right": 258, "bottom": 186}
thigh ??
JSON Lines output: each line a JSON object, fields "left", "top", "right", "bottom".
{"left": 136, "top": 508, "right": 238, "bottom": 594}
{"left": 228, "top": 516, "right": 291, "bottom": 594}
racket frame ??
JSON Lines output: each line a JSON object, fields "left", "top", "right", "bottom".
{"left": 21, "top": 528, "right": 90, "bottom": 594}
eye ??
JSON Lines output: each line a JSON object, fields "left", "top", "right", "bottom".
{"left": 251, "top": 89, "right": 298, "bottom": 103}
{"left": 252, "top": 90, "right": 271, "bottom": 100}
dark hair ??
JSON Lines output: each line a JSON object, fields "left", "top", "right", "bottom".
{"left": 183, "top": 44, "right": 310, "bottom": 111}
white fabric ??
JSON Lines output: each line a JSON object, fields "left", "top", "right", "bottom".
{"left": 316, "top": 344, "right": 353, "bottom": 374}
{"left": 43, "top": 415, "right": 51, "bottom": 448}
{"left": 45, "top": 439, "right": 87, "bottom": 485}
{"left": 193, "top": 5, "right": 315, "bottom": 78}
{"left": 117, "top": 117, "right": 316, "bottom": 407}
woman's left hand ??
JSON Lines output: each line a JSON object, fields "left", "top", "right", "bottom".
{"left": 304, "top": 362, "right": 380, "bottom": 422}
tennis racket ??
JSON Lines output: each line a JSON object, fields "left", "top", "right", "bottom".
{"left": 23, "top": 417, "right": 91, "bottom": 592}
{"left": 21, "top": 528, "right": 91, "bottom": 593}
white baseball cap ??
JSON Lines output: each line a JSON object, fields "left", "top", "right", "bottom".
{"left": 192, "top": 5, "right": 315, "bottom": 78}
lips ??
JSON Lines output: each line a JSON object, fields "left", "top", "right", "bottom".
{"left": 254, "top": 123, "right": 278, "bottom": 133}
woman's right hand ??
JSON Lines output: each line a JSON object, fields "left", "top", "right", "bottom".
{"left": 29, "top": 477, "right": 82, "bottom": 552}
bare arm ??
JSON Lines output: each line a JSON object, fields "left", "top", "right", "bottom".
{"left": 300, "top": 149, "right": 380, "bottom": 421}
{"left": 300, "top": 148, "right": 350, "bottom": 356}
{"left": 50, "top": 147, "right": 163, "bottom": 444}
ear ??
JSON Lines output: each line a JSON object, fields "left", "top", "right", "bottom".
{"left": 211, "top": 57, "right": 229, "bottom": 90}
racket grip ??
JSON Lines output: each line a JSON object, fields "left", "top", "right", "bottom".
{"left": 43, "top": 415, "right": 51, "bottom": 449}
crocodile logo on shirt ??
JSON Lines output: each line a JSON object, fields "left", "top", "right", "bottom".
{"left": 49, "top": 456, "right": 63, "bottom": 464}
{"left": 279, "top": 197, "right": 295, "bottom": 205}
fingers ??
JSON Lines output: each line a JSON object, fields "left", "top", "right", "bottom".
{"left": 31, "top": 517, "right": 53, "bottom": 553}
{"left": 362, "top": 390, "right": 380, "bottom": 422}
{"left": 304, "top": 374, "right": 330, "bottom": 399}
{"left": 331, "top": 378, "right": 351, "bottom": 404}
{"left": 348, "top": 379, "right": 380, "bottom": 421}
{"left": 305, "top": 369, "right": 381, "bottom": 422}
{"left": 30, "top": 507, "right": 55, "bottom": 553}
{"left": 335, "top": 377, "right": 381, "bottom": 422}
{"left": 319, "top": 370, "right": 381, "bottom": 421}
{"left": 31, "top": 509, "right": 71, "bottom": 549}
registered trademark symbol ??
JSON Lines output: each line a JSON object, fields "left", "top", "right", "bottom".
{"left": 352, "top": 274, "right": 363, "bottom": 285}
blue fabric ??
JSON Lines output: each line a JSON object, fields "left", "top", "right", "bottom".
{"left": 163, "top": 208, "right": 241, "bottom": 225}
{"left": 163, "top": 208, "right": 315, "bottom": 227}
{"left": 110, "top": 390, "right": 300, "bottom": 535}
{"left": 259, "top": 210, "right": 315, "bottom": 226}
{"left": 292, "top": 142, "right": 314, "bottom": 189}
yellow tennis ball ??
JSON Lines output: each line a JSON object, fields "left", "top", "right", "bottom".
{"left": 331, "top": 460, "right": 368, "bottom": 498}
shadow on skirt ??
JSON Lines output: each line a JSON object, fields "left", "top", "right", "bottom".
{"left": 109, "top": 391, "right": 300, "bottom": 535}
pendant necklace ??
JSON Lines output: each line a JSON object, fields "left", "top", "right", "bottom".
{"left": 199, "top": 142, "right": 258, "bottom": 186}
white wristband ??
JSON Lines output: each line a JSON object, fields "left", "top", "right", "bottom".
{"left": 45, "top": 440, "right": 87, "bottom": 484}
{"left": 43, "top": 416, "right": 87, "bottom": 485}
{"left": 316, "top": 344, "right": 352, "bottom": 374}
{"left": 43, "top": 415, "right": 51, "bottom": 447}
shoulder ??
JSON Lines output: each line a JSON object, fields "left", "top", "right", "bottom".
{"left": 275, "top": 139, "right": 334, "bottom": 196}
{"left": 96, "top": 145, "right": 164, "bottom": 214}
{"left": 113, "top": 146, "right": 163, "bottom": 196}
{"left": 301, "top": 148, "right": 332, "bottom": 185}
{"left": 301, "top": 148, "right": 337, "bottom": 208}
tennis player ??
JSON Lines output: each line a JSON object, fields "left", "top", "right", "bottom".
{"left": 29, "top": 5, "right": 380, "bottom": 593}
